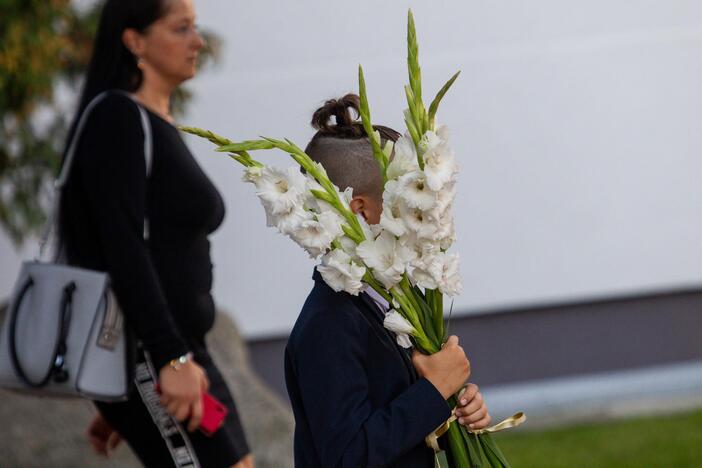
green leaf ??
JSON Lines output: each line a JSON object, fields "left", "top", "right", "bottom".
{"left": 461, "top": 427, "right": 484, "bottom": 467}
{"left": 479, "top": 434, "right": 511, "bottom": 467}
{"left": 446, "top": 423, "right": 472, "bottom": 468}
{"left": 428, "top": 71, "right": 461, "bottom": 130}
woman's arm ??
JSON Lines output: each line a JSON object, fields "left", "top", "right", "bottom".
{"left": 75, "top": 94, "right": 188, "bottom": 370}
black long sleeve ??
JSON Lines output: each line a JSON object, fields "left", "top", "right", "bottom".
{"left": 60, "top": 93, "right": 225, "bottom": 370}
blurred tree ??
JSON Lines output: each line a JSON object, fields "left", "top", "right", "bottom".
{"left": 0, "top": 0, "right": 220, "bottom": 245}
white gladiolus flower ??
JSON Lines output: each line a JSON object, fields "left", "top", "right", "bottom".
{"left": 386, "top": 134, "right": 419, "bottom": 180}
{"left": 357, "top": 231, "right": 416, "bottom": 290}
{"left": 418, "top": 130, "right": 443, "bottom": 155}
{"left": 397, "top": 171, "right": 438, "bottom": 211}
{"left": 256, "top": 166, "right": 308, "bottom": 216}
{"left": 383, "top": 310, "right": 415, "bottom": 334}
{"left": 399, "top": 203, "right": 440, "bottom": 240}
{"left": 379, "top": 181, "right": 407, "bottom": 237}
{"left": 394, "top": 333, "right": 413, "bottom": 349}
{"left": 423, "top": 141, "right": 457, "bottom": 191}
{"left": 273, "top": 206, "right": 312, "bottom": 235}
{"left": 303, "top": 176, "right": 325, "bottom": 212}
{"left": 438, "top": 253, "right": 463, "bottom": 297}
{"left": 436, "top": 125, "right": 450, "bottom": 143}
{"left": 338, "top": 236, "right": 360, "bottom": 260}
{"left": 439, "top": 225, "right": 457, "bottom": 251}
{"left": 435, "top": 182, "right": 457, "bottom": 214}
{"left": 289, "top": 211, "right": 344, "bottom": 258}
{"left": 356, "top": 212, "right": 375, "bottom": 241}
{"left": 383, "top": 310, "right": 415, "bottom": 349}
{"left": 317, "top": 249, "right": 366, "bottom": 295}
{"left": 409, "top": 250, "right": 443, "bottom": 290}
{"left": 242, "top": 165, "right": 263, "bottom": 184}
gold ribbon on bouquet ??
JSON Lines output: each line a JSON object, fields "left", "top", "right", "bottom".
{"left": 425, "top": 389, "right": 527, "bottom": 453}
{"left": 426, "top": 412, "right": 526, "bottom": 451}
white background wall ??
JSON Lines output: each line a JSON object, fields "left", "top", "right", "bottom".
{"left": 2, "top": 1, "right": 702, "bottom": 338}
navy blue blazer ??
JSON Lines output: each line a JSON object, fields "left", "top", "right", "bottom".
{"left": 285, "top": 269, "right": 451, "bottom": 467}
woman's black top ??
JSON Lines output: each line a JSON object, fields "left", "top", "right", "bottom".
{"left": 59, "top": 93, "right": 225, "bottom": 370}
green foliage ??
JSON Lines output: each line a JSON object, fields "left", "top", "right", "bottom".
{"left": 0, "top": 0, "right": 220, "bottom": 245}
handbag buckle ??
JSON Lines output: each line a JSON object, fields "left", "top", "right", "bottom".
{"left": 97, "top": 291, "right": 123, "bottom": 350}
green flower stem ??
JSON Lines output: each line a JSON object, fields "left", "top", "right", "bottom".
{"left": 212, "top": 135, "right": 366, "bottom": 243}
{"left": 446, "top": 396, "right": 473, "bottom": 467}
{"left": 358, "top": 65, "right": 389, "bottom": 181}
{"left": 403, "top": 110, "right": 422, "bottom": 149}
{"left": 400, "top": 277, "right": 439, "bottom": 345}
{"left": 363, "top": 273, "right": 393, "bottom": 303}
{"left": 406, "top": 10, "right": 427, "bottom": 169}
{"left": 407, "top": 10, "right": 423, "bottom": 109}
{"left": 404, "top": 86, "right": 421, "bottom": 131}
{"left": 426, "top": 288, "right": 445, "bottom": 341}
{"left": 180, "top": 126, "right": 263, "bottom": 168}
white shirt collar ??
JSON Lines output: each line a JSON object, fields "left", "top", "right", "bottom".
{"left": 365, "top": 285, "right": 390, "bottom": 312}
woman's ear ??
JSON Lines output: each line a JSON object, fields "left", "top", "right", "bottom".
{"left": 122, "top": 28, "right": 144, "bottom": 57}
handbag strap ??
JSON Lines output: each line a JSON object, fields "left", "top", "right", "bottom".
{"left": 8, "top": 277, "right": 77, "bottom": 387}
{"left": 38, "top": 90, "right": 153, "bottom": 260}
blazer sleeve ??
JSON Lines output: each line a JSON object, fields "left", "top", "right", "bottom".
{"left": 74, "top": 94, "right": 189, "bottom": 370}
{"left": 291, "top": 297, "right": 451, "bottom": 467}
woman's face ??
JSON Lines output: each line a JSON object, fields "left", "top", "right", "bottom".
{"left": 137, "top": 0, "right": 204, "bottom": 86}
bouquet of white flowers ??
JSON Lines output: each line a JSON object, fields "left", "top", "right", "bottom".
{"left": 183, "top": 10, "right": 523, "bottom": 467}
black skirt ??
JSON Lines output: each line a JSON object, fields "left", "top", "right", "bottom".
{"left": 95, "top": 344, "right": 250, "bottom": 468}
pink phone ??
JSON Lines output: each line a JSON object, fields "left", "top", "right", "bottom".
{"left": 154, "top": 384, "right": 228, "bottom": 436}
{"left": 199, "top": 391, "right": 228, "bottom": 436}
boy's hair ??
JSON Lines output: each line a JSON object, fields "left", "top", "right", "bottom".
{"left": 305, "top": 94, "right": 400, "bottom": 200}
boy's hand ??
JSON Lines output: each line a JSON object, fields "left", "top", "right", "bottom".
{"left": 455, "top": 383, "right": 492, "bottom": 430}
{"left": 412, "top": 335, "right": 470, "bottom": 399}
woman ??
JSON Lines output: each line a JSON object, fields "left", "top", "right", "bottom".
{"left": 285, "top": 95, "right": 491, "bottom": 467}
{"left": 58, "top": 1, "right": 253, "bottom": 466}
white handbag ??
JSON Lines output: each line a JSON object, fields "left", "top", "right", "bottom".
{"left": 0, "top": 91, "right": 152, "bottom": 401}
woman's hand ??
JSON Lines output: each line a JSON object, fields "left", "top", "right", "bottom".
{"left": 158, "top": 358, "right": 210, "bottom": 432}
{"left": 86, "top": 413, "right": 122, "bottom": 457}
{"left": 455, "top": 383, "right": 492, "bottom": 430}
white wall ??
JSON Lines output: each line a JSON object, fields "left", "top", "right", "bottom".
{"left": 2, "top": 1, "right": 702, "bottom": 337}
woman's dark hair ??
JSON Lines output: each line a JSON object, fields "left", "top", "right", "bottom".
{"left": 305, "top": 94, "right": 401, "bottom": 199}
{"left": 65, "top": 0, "right": 172, "bottom": 149}
{"left": 58, "top": 0, "right": 172, "bottom": 256}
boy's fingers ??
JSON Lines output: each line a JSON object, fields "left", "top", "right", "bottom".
{"left": 456, "top": 395, "right": 484, "bottom": 417}
{"left": 459, "top": 384, "right": 479, "bottom": 405}
{"left": 469, "top": 414, "right": 493, "bottom": 430}
{"left": 445, "top": 335, "right": 459, "bottom": 347}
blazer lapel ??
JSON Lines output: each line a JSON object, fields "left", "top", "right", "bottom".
{"left": 357, "top": 293, "right": 418, "bottom": 382}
